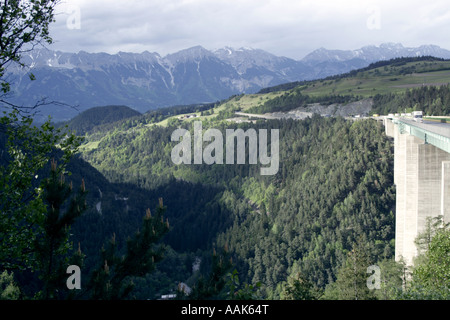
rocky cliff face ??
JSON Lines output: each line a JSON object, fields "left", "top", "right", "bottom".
{"left": 261, "top": 99, "right": 374, "bottom": 120}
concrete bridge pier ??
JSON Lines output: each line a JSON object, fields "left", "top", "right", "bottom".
{"left": 386, "top": 118, "right": 450, "bottom": 266}
{"left": 442, "top": 161, "right": 450, "bottom": 222}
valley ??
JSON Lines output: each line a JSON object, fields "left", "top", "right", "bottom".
{"left": 64, "top": 56, "right": 450, "bottom": 299}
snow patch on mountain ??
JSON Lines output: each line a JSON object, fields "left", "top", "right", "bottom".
{"left": 5, "top": 43, "right": 450, "bottom": 122}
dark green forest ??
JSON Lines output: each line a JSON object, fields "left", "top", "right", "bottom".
{"left": 370, "top": 85, "right": 450, "bottom": 116}
{"left": 73, "top": 114, "right": 396, "bottom": 299}
{"left": 58, "top": 105, "right": 141, "bottom": 135}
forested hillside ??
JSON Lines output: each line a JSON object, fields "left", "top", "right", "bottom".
{"left": 66, "top": 57, "right": 450, "bottom": 299}
{"left": 60, "top": 105, "right": 141, "bottom": 135}
{"left": 216, "top": 117, "right": 396, "bottom": 296}
{"left": 370, "top": 85, "right": 450, "bottom": 116}
{"left": 77, "top": 114, "right": 395, "bottom": 298}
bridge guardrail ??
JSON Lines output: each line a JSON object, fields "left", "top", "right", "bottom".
{"left": 392, "top": 119, "right": 450, "bottom": 153}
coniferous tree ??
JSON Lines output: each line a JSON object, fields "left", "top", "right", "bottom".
{"left": 226, "top": 268, "right": 262, "bottom": 300}
{"left": 322, "top": 240, "right": 377, "bottom": 300}
{"left": 185, "top": 245, "right": 233, "bottom": 300}
{"left": 0, "top": 112, "right": 82, "bottom": 272}
{"left": 414, "top": 215, "right": 449, "bottom": 256}
{"left": 399, "top": 217, "right": 450, "bottom": 299}
{"left": 34, "top": 159, "right": 87, "bottom": 299}
{"left": 373, "top": 258, "right": 405, "bottom": 300}
{"left": 87, "top": 199, "right": 169, "bottom": 300}
{"left": 281, "top": 272, "right": 318, "bottom": 300}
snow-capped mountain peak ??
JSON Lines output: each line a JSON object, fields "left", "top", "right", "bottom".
{"left": 6, "top": 43, "right": 450, "bottom": 122}
{"left": 302, "top": 42, "right": 450, "bottom": 63}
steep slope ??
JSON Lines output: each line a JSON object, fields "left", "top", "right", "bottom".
{"left": 164, "top": 46, "right": 241, "bottom": 102}
{"left": 76, "top": 113, "right": 395, "bottom": 297}
{"left": 214, "top": 46, "right": 314, "bottom": 86}
{"left": 63, "top": 105, "right": 141, "bottom": 135}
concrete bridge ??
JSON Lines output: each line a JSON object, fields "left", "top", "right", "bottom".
{"left": 384, "top": 117, "right": 450, "bottom": 266}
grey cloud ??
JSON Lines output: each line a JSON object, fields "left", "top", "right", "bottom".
{"left": 48, "top": 0, "right": 450, "bottom": 59}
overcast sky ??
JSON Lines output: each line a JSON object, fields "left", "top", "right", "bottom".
{"left": 48, "top": 0, "right": 450, "bottom": 60}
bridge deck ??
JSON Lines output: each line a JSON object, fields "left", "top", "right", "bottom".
{"left": 391, "top": 118, "right": 450, "bottom": 154}
{"left": 398, "top": 118, "right": 450, "bottom": 138}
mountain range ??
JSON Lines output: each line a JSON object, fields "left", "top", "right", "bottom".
{"left": 5, "top": 42, "right": 450, "bottom": 122}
